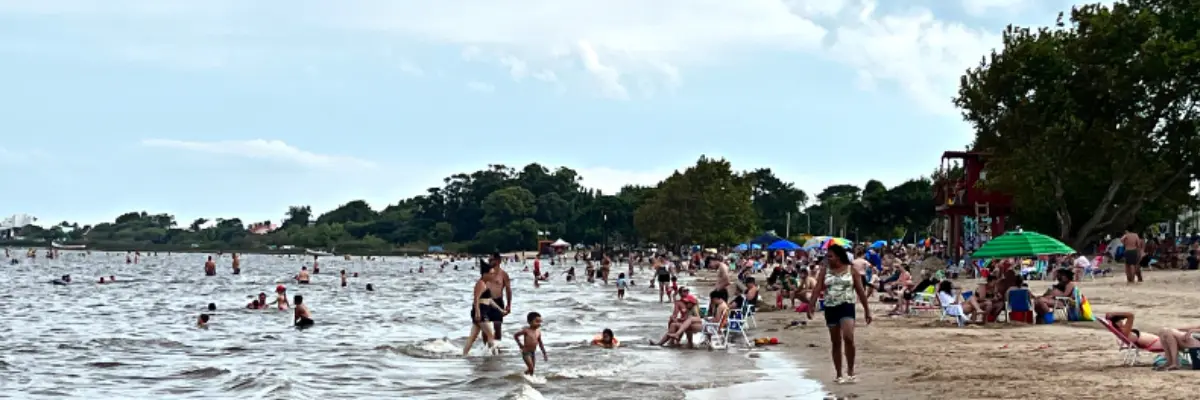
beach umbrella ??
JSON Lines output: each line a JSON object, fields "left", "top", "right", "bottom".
{"left": 870, "top": 240, "right": 887, "bottom": 248}
{"left": 750, "top": 233, "right": 782, "bottom": 245}
{"left": 733, "top": 243, "right": 749, "bottom": 252}
{"left": 821, "top": 237, "right": 852, "bottom": 249}
{"left": 971, "top": 231, "right": 1074, "bottom": 258}
{"left": 766, "top": 239, "right": 802, "bottom": 251}
{"left": 551, "top": 238, "right": 571, "bottom": 247}
{"left": 802, "top": 236, "right": 830, "bottom": 249}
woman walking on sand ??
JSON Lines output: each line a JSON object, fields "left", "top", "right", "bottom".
{"left": 806, "top": 244, "right": 872, "bottom": 384}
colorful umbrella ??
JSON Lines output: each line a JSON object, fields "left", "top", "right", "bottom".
{"left": 970, "top": 231, "right": 1074, "bottom": 258}
{"left": 821, "top": 237, "right": 852, "bottom": 249}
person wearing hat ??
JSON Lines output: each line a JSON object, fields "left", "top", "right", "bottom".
{"left": 652, "top": 287, "right": 702, "bottom": 347}
{"left": 268, "top": 285, "right": 289, "bottom": 310}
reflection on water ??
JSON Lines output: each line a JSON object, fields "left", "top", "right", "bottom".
{"left": 1, "top": 251, "right": 821, "bottom": 399}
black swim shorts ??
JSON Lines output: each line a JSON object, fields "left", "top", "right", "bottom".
{"left": 1124, "top": 250, "right": 1139, "bottom": 265}
{"left": 823, "top": 302, "right": 856, "bottom": 327}
{"left": 487, "top": 299, "right": 505, "bottom": 322}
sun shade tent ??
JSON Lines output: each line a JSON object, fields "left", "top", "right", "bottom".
{"left": 766, "top": 240, "right": 802, "bottom": 251}
{"left": 551, "top": 239, "right": 571, "bottom": 247}
{"left": 970, "top": 231, "right": 1074, "bottom": 258}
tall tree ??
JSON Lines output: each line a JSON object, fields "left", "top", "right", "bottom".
{"left": 955, "top": 1, "right": 1200, "bottom": 248}
{"left": 635, "top": 156, "right": 757, "bottom": 247}
{"left": 747, "top": 168, "right": 809, "bottom": 236}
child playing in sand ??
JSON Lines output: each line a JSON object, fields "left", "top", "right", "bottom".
{"left": 513, "top": 312, "right": 547, "bottom": 376}
{"left": 591, "top": 328, "right": 619, "bottom": 348}
{"left": 616, "top": 273, "right": 628, "bottom": 299}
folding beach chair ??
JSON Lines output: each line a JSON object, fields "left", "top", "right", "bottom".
{"left": 998, "top": 288, "right": 1034, "bottom": 324}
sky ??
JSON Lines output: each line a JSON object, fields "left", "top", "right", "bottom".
{"left": 0, "top": 0, "right": 1091, "bottom": 227}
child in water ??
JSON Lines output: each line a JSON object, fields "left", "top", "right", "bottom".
{"left": 616, "top": 273, "right": 628, "bottom": 300}
{"left": 591, "top": 328, "right": 619, "bottom": 348}
{"left": 513, "top": 312, "right": 547, "bottom": 376}
{"left": 197, "top": 313, "right": 210, "bottom": 328}
{"left": 294, "top": 295, "right": 314, "bottom": 327}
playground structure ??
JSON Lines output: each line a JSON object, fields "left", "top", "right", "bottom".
{"left": 933, "top": 151, "right": 1014, "bottom": 260}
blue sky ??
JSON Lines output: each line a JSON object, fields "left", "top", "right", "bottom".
{"left": 0, "top": 0, "right": 1087, "bottom": 226}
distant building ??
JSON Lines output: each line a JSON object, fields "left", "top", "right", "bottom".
{"left": 0, "top": 213, "right": 38, "bottom": 239}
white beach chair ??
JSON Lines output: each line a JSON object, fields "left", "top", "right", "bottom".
{"left": 702, "top": 306, "right": 730, "bottom": 351}
{"left": 739, "top": 300, "right": 757, "bottom": 329}
{"left": 724, "top": 306, "right": 754, "bottom": 348}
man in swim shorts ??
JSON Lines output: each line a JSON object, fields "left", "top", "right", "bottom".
{"left": 486, "top": 253, "right": 512, "bottom": 343}
{"left": 1120, "top": 229, "right": 1143, "bottom": 283}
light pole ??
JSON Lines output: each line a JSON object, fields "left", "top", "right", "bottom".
{"left": 800, "top": 201, "right": 809, "bottom": 235}
{"left": 785, "top": 212, "right": 791, "bottom": 239}
{"left": 602, "top": 213, "right": 608, "bottom": 255}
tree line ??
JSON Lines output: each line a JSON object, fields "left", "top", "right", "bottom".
{"left": 10, "top": 2, "right": 1200, "bottom": 253}
{"left": 11, "top": 156, "right": 937, "bottom": 254}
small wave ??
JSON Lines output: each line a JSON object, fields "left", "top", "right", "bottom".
{"left": 501, "top": 384, "right": 546, "bottom": 400}
{"left": 172, "top": 367, "right": 230, "bottom": 379}
{"left": 548, "top": 360, "right": 628, "bottom": 379}
{"left": 86, "top": 361, "right": 132, "bottom": 368}
{"left": 378, "top": 338, "right": 461, "bottom": 359}
{"left": 88, "top": 337, "right": 189, "bottom": 350}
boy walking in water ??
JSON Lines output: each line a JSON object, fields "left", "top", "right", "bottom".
{"left": 513, "top": 312, "right": 547, "bottom": 376}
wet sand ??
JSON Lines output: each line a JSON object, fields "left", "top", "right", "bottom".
{"left": 697, "top": 264, "right": 1200, "bottom": 400}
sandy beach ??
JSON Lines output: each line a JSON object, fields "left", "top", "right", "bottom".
{"left": 692, "top": 264, "right": 1200, "bottom": 400}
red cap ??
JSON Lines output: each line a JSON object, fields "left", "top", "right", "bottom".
{"left": 276, "top": 285, "right": 286, "bottom": 292}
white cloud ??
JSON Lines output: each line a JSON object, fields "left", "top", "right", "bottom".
{"left": 0, "top": 0, "right": 1031, "bottom": 111}
{"left": 962, "top": 0, "right": 1030, "bottom": 16}
{"left": 466, "top": 81, "right": 496, "bottom": 93}
{"left": 140, "top": 139, "right": 377, "bottom": 170}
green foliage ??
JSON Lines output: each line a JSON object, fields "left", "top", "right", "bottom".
{"left": 8, "top": 158, "right": 939, "bottom": 253}
{"left": 634, "top": 156, "right": 758, "bottom": 247}
{"left": 955, "top": 0, "right": 1200, "bottom": 248}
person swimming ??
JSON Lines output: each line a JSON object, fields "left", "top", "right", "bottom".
{"left": 591, "top": 328, "right": 619, "bottom": 348}
{"left": 197, "top": 313, "right": 210, "bottom": 328}
{"left": 366, "top": 283, "right": 374, "bottom": 291}
{"left": 204, "top": 256, "right": 217, "bottom": 276}
{"left": 51, "top": 274, "right": 72, "bottom": 285}
{"left": 249, "top": 292, "right": 268, "bottom": 309}
{"left": 294, "top": 295, "right": 314, "bottom": 328}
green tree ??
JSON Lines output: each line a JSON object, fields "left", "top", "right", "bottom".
{"left": 635, "top": 156, "right": 757, "bottom": 247}
{"left": 747, "top": 168, "right": 809, "bottom": 236}
{"left": 955, "top": 1, "right": 1200, "bottom": 248}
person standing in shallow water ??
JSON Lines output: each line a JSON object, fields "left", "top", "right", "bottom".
{"left": 807, "top": 244, "right": 872, "bottom": 384}
{"left": 204, "top": 256, "right": 217, "bottom": 276}
{"left": 486, "top": 253, "right": 512, "bottom": 345}
{"left": 231, "top": 253, "right": 241, "bottom": 275}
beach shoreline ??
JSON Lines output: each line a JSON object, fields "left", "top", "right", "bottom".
{"left": 690, "top": 265, "right": 1200, "bottom": 399}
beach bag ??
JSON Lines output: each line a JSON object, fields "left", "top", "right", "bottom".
{"left": 1078, "top": 295, "right": 1094, "bottom": 321}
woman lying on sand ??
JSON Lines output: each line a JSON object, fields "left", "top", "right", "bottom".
{"left": 1107, "top": 311, "right": 1200, "bottom": 370}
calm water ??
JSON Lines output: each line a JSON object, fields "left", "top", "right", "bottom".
{"left": 0, "top": 251, "right": 824, "bottom": 399}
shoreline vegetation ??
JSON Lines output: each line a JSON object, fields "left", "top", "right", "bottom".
{"left": 5, "top": 158, "right": 937, "bottom": 257}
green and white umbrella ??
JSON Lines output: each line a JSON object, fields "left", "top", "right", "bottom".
{"left": 971, "top": 230, "right": 1074, "bottom": 258}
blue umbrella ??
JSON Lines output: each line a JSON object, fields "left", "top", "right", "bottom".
{"left": 750, "top": 233, "right": 782, "bottom": 245}
{"left": 766, "top": 240, "right": 801, "bottom": 251}
{"left": 871, "top": 240, "right": 887, "bottom": 248}
{"left": 733, "top": 243, "right": 764, "bottom": 252}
